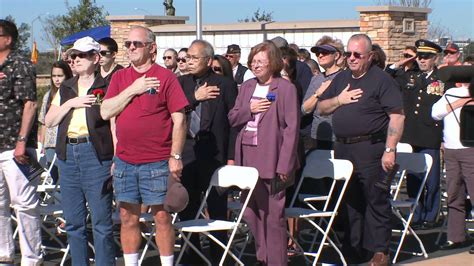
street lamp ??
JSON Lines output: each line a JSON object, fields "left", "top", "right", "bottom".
{"left": 30, "top": 12, "right": 49, "bottom": 47}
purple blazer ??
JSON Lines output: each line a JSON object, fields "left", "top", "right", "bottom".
{"left": 228, "top": 77, "right": 300, "bottom": 179}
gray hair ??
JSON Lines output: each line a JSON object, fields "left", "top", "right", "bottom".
{"left": 348, "top": 34, "right": 372, "bottom": 53}
{"left": 164, "top": 48, "right": 178, "bottom": 56}
{"left": 130, "top": 25, "right": 156, "bottom": 43}
{"left": 190, "top": 39, "right": 214, "bottom": 58}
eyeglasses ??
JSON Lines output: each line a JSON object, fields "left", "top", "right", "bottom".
{"left": 315, "top": 50, "right": 335, "bottom": 57}
{"left": 99, "top": 51, "right": 113, "bottom": 57}
{"left": 163, "top": 56, "right": 173, "bottom": 60}
{"left": 177, "top": 57, "right": 186, "bottom": 63}
{"left": 225, "top": 54, "right": 235, "bottom": 59}
{"left": 443, "top": 50, "right": 457, "bottom": 55}
{"left": 70, "top": 52, "right": 93, "bottom": 60}
{"left": 417, "top": 53, "right": 435, "bottom": 60}
{"left": 403, "top": 53, "right": 414, "bottom": 59}
{"left": 212, "top": 66, "right": 222, "bottom": 72}
{"left": 124, "top": 41, "right": 150, "bottom": 49}
{"left": 185, "top": 55, "right": 208, "bottom": 62}
{"left": 343, "top": 51, "right": 366, "bottom": 59}
{"left": 250, "top": 60, "right": 269, "bottom": 67}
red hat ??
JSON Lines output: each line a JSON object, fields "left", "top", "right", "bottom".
{"left": 444, "top": 43, "right": 460, "bottom": 53}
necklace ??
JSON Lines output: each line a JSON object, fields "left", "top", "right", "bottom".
{"left": 352, "top": 71, "right": 367, "bottom": 79}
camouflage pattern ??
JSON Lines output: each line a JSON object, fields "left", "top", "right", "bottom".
{"left": 0, "top": 52, "right": 38, "bottom": 151}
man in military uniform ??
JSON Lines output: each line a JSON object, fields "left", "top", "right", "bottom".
{"left": 225, "top": 44, "right": 254, "bottom": 85}
{"left": 385, "top": 45, "right": 419, "bottom": 91}
{"left": 401, "top": 39, "right": 444, "bottom": 229}
{"left": 0, "top": 19, "right": 42, "bottom": 265}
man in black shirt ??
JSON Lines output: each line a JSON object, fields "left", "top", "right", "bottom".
{"left": 178, "top": 40, "right": 238, "bottom": 265}
{"left": 225, "top": 44, "right": 252, "bottom": 85}
{"left": 318, "top": 34, "right": 405, "bottom": 265}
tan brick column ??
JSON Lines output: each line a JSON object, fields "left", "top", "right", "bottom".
{"left": 107, "top": 15, "right": 188, "bottom": 66}
{"left": 357, "top": 6, "right": 431, "bottom": 64}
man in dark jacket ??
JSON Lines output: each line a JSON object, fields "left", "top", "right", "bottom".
{"left": 178, "top": 40, "right": 238, "bottom": 265}
{"left": 225, "top": 44, "right": 254, "bottom": 84}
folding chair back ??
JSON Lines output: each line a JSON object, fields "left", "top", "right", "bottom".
{"left": 396, "top": 142, "right": 413, "bottom": 153}
{"left": 175, "top": 165, "right": 259, "bottom": 266}
{"left": 391, "top": 152, "right": 433, "bottom": 263}
{"left": 286, "top": 158, "right": 353, "bottom": 265}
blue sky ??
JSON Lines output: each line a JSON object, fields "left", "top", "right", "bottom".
{"left": 1, "top": 0, "right": 473, "bottom": 51}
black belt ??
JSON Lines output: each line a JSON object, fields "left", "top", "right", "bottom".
{"left": 67, "top": 136, "right": 90, "bottom": 145}
{"left": 336, "top": 131, "right": 385, "bottom": 144}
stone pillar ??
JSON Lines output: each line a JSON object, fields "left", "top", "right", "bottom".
{"left": 107, "top": 15, "right": 188, "bottom": 65}
{"left": 357, "top": 6, "right": 431, "bottom": 64}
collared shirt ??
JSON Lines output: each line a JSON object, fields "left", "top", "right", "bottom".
{"left": 0, "top": 51, "right": 37, "bottom": 151}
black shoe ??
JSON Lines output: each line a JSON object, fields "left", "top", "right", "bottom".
{"left": 439, "top": 241, "right": 470, "bottom": 250}
{"left": 469, "top": 245, "right": 474, "bottom": 254}
{"left": 410, "top": 222, "right": 423, "bottom": 230}
{"left": 421, "top": 221, "right": 436, "bottom": 230}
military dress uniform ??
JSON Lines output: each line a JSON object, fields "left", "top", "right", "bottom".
{"left": 401, "top": 39, "right": 444, "bottom": 226}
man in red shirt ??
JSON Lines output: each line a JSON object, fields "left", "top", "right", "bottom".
{"left": 101, "top": 25, "right": 188, "bottom": 266}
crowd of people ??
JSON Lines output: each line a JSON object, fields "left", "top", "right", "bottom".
{"left": 1, "top": 17, "right": 473, "bottom": 266}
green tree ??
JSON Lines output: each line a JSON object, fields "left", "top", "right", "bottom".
{"left": 464, "top": 42, "right": 474, "bottom": 57}
{"left": 4, "top": 15, "right": 31, "bottom": 56}
{"left": 43, "top": 0, "right": 109, "bottom": 49}
{"left": 239, "top": 8, "right": 273, "bottom": 23}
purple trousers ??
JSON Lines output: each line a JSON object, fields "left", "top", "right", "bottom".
{"left": 241, "top": 144, "right": 288, "bottom": 265}
{"left": 444, "top": 148, "right": 474, "bottom": 243}
{"left": 242, "top": 179, "right": 287, "bottom": 265}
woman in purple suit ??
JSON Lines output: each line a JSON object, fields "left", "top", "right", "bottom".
{"left": 228, "top": 41, "right": 300, "bottom": 265}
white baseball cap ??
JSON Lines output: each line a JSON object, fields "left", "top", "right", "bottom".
{"left": 68, "top": 36, "right": 100, "bottom": 54}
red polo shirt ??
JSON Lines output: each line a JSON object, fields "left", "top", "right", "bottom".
{"left": 105, "top": 64, "right": 188, "bottom": 164}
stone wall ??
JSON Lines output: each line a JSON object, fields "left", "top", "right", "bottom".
{"left": 357, "top": 6, "right": 430, "bottom": 64}
{"left": 107, "top": 15, "right": 188, "bottom": 66}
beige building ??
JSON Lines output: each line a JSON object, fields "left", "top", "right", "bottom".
{"left": 107, "top": 5, "right": 431, "bottom": 67}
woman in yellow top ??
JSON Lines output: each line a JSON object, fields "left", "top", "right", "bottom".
{"left": 45, "top": 37, "right": 115, "bottom": 266}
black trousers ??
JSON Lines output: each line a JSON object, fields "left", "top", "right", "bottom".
{"left": 179, "top": 142, "right": 228, "bottom": 264}
{"left": 335, "top": 140, "right": 392, "bottom": 262}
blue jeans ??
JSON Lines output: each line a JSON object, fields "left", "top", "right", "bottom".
{"left": 57, "top": 142, "right": 115, "bottom": 266}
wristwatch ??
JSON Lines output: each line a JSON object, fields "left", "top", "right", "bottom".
{"left": 384, "top": 147, "right": 396, "bottom": 153}
{"left": 17, "top": 136, "right": 27, "bottom": 142}
{"left": 170, "top": 153, "right": 182, "bottom": 160}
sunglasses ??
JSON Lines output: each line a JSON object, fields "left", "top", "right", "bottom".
{"left": 70, "top": 52, "right": 93, "bottom": 60}
{"left": 65, "top": 60, "right": 73, "bottom": 64}
{"left": 343, "top": 51, "right": 366, "bottom": 59}
{"left": 163, "top": 56, "right": 173, "bottom": 60}
{"left": 417, "top": 53, "right": 435, "bottom": 60}
{"left": 212, "top": 66, "right": 222, "bottom": 72}
{"left": 99, "top": 50, "right": 113, "bottom": 56}
{"left": 177, "top": 57, "right": 186, "bottom": 63}
{"left": 403, "top": 53, "right": 414, "bottom": 59}
{"left": 443, "top": 50, "right": 457, "bottom": 55}
{"left": 225, "top": 54, "right": 235, "bottom": 59}
{"left": 315, "top": 50, "right": 335, "bottom": 57}
{"left": 124, "top": 41, "right": 150, "bottom": 49}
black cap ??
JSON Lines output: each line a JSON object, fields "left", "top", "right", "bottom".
{"left": 415, "top": 39, "right": 442, "bottom": 54}
{"left": 226, "top": 44, "right": 241, "bottom": 54}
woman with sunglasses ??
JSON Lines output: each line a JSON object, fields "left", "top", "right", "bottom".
{"left": 38, "top": 61, "right": 73, "bottom": 184}
{"left": 212, "top": 55, "right": 233, "bottom": 80}
{"left": 302, "top": 36, "right": 344, "bottom": 151}
{"left": 45, "top": 37, "right": 116, "bottom": 266}
{"left": 177, "top": 48, "right": 189, "bottom": 75}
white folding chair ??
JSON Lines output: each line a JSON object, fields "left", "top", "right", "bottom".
{"left": 174, "top": 165, "right": 259, "bottom": 266}
{"left": 285, "top": 158, "right": 353, "bottom": 266}
{"left": 390, "top": 152, "right": 432, "bottom": 263}
{"left": 390, "top": 143, "right": 413, "bottom": 198}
